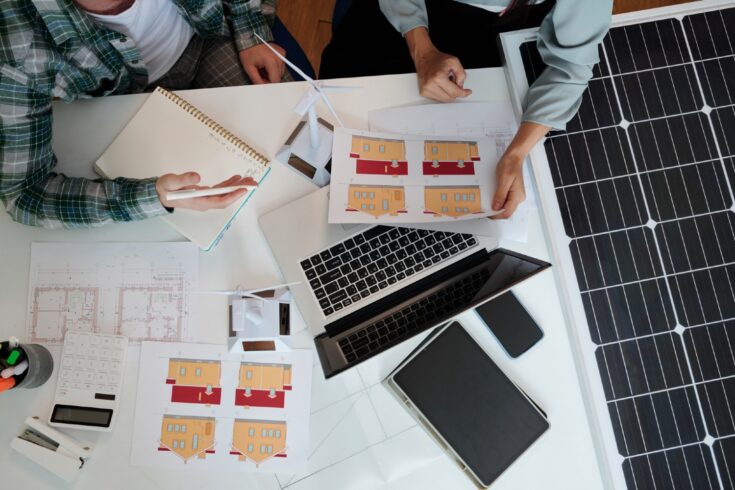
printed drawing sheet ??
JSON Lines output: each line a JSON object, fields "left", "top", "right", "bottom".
{"left": 131, "top": 342, "right": 313, "bottom": 473}
{"left": 328, "top": 127, "right": 500, "bottom": 224}
{"left": 26, "top": 242, "right": 198, "bottom": 345}
{"left": 369, "top": 102, "right": 531, "bottom": 242}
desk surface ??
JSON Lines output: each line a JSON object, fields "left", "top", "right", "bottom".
{"left": 0, "top": 69, "right": 604, "bottom": 490}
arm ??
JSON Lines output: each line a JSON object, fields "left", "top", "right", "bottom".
{"left": 493, "top": 0, "right": 612, "bottom": 218}
{"left": 0, "top": 67, "right": 252, "bottom": 228}
{"left": 0, "top": 66, "right": 169, "bottom": 228}
{"left": 223, "top": 0, "right": 286, "bottom": 84}
{"left": 380, "top": 0, "right": 471, "bottom": 101}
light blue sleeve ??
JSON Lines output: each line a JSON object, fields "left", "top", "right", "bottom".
{"left": 522, "top": 0, "right": 613, "bottom": 130}
{"left": 378, "top": 0, "right": 429, "bottom": 35}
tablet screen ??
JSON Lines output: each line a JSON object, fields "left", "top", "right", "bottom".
{"left": 393, "top": 322, "right": 549, "bottom": 486}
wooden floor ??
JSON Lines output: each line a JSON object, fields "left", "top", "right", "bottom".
{"left": 276, "top": 0, "right": 695, "bottom": 75}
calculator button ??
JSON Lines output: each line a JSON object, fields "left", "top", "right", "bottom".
{"left": 110, "top": 361, "right": 121, "bottom": 372}
{"left": 88, "top": 348, "right": 99, "bottom": 358}
{"left": 99, "top": 361, "right": 109, "bottom": 371}
{"left": 62, "top": 357, "right": 73, "bottom": 367}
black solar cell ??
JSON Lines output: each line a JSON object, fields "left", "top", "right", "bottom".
{"left": 520, "top": 6, "right": 735, "bottom": 489}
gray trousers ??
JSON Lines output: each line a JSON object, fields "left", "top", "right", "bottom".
{"left": 149, "top": 35, "right": 292, "bottom": 91}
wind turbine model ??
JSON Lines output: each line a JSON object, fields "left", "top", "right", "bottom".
{"left": 195, "top": 281, "right": 299, "bottom": 353}
{"left": 254, "top": 34, "right": 358, "bottom": 187}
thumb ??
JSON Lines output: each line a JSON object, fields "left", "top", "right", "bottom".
{"left": 492, "top": 174, "right": 513, "bottom": 211}
{"left": 446, "top": 58, "right": 472, "bottom": 96}
{"left": 163, "top": 172, "right": 201, "bottom": 191}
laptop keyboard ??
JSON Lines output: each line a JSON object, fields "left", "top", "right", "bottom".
{"left": 338, "top": 266, "right": 491, "bottom": 363}
{"left": 299, "top": 226, "right": 478, "bottom": 317}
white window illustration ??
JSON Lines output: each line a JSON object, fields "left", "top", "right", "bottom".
{"left": 173, "top": 440, "right": 179, "bottom": 449}
{"left": 245, "top": 387, "right": 252, "bottom": 396}
{"left": 462, "top": 194, "right": 468, "bottom": 201}
{"left": 382, "top": 199, "right": 389, "bottom": 210}
{"left": 167, "top": 424, "right": 173, "bottom": 432}
{"left": 441, "top": 193, "right": 447, "bottom": 201}
{"left": 269, "top": 388, "right": 276, "bottom": 398}
{"left": 192, "top": 434, "right": 199, "bottom": 450}
{"left": 181, "top": 425, "right": 186, "bottom": 433}
{"left": 179, "top": 367, "right": 186, "bottom": 376}
{"left": 354, "top": 191, "right": 360, "bottom": 198}
{"left": 195, "top": 368, "right": 201, "bottom": 376}
{"left": 369, "top": 192, "right": 375, "bottom": 198}
{"left": 174, "top": 424, "right": 180, "bottom": 432}
{"left": 180, "top": 440, "right": 185, "bottom": 449}
{"left": 442, "top": 206, "right": 449, "bottom": 213}
{"left": 454, "top": 194, "right": 461, "bottom": 201}
{"left": 469, "top": 194, "right": 475, "bottom": 201}
{"left": 260, "top": 445, "right": 266, "bottom": 453}
{"left": 369, "top": 204, "right": 375, "bottom": 210}
{"left": 363, "top": 143, "right": 370, "bottom": 151}
{"left": 269, "top": 429, "right": 274, "bottom": 438}
{"left": 248, "top": 428, "right": 255, "bottom": 437}
{"left": 432, "top": 146, "right": 438, "bottom": 154}
{"left": 247, "top": 443, "right": 254, "bottom": 452}
{"left": 361, "top": 204, "right": 367, "bottom": 210}
{"left": 379, "top": 145, "right": 385, "bottom": 153}
{"left": 262, "top": 428, "right": 268, "bottom": 437}
{"left": 267, "top": 445, "right": 273, "bottom": 453}
{"left": 361, "top": 192, "right": 367, "bottom": 198}
{"left": 275, "top": 430, "right": 281, "bottom": 438}
{"left": 246, "top": 370, "right": 253, "bottom": 380}
{"left": 455, "top": 207, "right": 462, "bottom": 213}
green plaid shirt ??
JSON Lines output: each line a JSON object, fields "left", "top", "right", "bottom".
{"left": 0, "top": 0, "right": 275, "bottom": 228}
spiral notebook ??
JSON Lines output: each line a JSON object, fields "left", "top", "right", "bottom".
{"left": 95, "top": 87, "right": 270, "bottom": 250}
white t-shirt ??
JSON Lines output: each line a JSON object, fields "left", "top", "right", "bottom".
{"left": 87, "top": 0, "right": 194, "bottom": 83}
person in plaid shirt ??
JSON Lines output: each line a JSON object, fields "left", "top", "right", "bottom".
{"left": 0, "top": 0, "right": 288, "bottom": 229}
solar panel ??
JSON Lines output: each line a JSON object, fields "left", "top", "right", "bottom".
{"left": 517, "top": 5, "right": 735, "bottom": 490}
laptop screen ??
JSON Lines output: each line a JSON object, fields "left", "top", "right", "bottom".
{"left": 317, "top": 249, "right": 550, "bottom": 377}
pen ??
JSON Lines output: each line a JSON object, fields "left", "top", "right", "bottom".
{"left": 0, "top": 376, "right": 16, "bottom": 393}
{"left": 6, "top": 349, "right": 21, "bottom": 365}
{"left": 165, "top": 185, "right": 253, "bottom": 202}
{"left": 1, "top": 360, "right": 28, "bottom": 378}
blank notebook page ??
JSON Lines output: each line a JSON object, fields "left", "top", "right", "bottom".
{"left": 95, "top": 88, "right": 269, "bottom": 250}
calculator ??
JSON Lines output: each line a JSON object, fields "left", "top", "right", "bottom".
{"left": 49, "top": 331, "right": 128, "bottom": 432}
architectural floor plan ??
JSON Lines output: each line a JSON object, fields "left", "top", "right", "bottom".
{"left": 27, "top": 242, "right": 198, "bottom": 344}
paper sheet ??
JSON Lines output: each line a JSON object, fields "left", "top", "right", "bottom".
{"left": 329, "top": 127, "right": 500, "bottom": 224}
{"left": 369, "top": 102, "right": 531, "bottom": 242}
{"left": 131, "top": 342, "right": 313, "bottom": 473}
{"left": 26, "top": 242, "right": 198, "bottom": 345}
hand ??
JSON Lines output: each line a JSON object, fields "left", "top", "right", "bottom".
{"left": 156, "top": 173, "right": 257, "bottom": 211}
{"left": 491, "top": 153, "right": 526, "bottom": 220}
{"left": 405, "top": 27, "right": 472, "bottom": 102}
{"left": 239, "top": 43, "right": 286, "bottom": 84}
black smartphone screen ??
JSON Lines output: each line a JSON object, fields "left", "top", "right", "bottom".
{"left": 474, "top": 291, "right": 543, "bottom": 358}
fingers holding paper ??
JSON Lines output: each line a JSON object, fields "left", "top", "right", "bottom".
{"left": 157, "top": 173, "right": 257, "bottom": 211}
{"left": 490, "top": 155, "right": 526, "bottom": 220}
{"left": 239, "top": 43, "right": 287, "bottom": 84}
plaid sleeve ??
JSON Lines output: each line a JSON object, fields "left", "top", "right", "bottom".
{"left": 0, "top": 66, "right": 169, "bottom": 229}
{"left": 222, "top": 0, "right": 276, "bottom": 51}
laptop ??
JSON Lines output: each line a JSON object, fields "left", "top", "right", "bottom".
{"left": 259, "top": 187, "right": 550, "bottom": 378}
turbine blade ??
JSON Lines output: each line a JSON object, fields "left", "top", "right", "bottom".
{"left": 254, "top": 34, "right": 317, "bottom": 87}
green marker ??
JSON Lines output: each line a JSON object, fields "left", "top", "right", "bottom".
{"left": 6, "top": 349, "right": 20, "bottom": 365}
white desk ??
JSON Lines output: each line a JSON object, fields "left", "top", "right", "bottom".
{"left": 0, "top": 69, "right": 604, "bottom": 490}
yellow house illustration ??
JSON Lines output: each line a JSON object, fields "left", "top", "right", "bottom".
{"left": 235, "top": 362, "right": 292, "bottom": 408}
{"left": 424, "top": 186, "right": 483, "bottom": 218}
{"left": 166, "top": 358, "right": 222, "bottom": 405}
{"left": 159, "top": 415, "right": 215, "bottom": 461}
{"left": 346, "top": 185, "right": 407, "bottom": 218}
{"left": 350, "top": 136, "right": 408, "bottom": 176}
{"left": 230, "top": 419, "right": 287, "bottom": 465}
{"left": 423, "top": 140, "right": 480, "bottom": 176}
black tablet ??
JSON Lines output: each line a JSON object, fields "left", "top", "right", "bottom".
{"left": 388, "top": 322, "right": 549, "bottom": 487}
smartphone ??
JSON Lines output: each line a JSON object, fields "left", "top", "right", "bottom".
{"left": 474, "top": 291, "right": 543, "bottom": 358}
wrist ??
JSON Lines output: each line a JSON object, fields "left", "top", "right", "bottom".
{"left": 405, "top": 27, "right": 434, "bottom": 62}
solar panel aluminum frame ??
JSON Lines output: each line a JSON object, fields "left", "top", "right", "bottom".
{"left": 499, "top": 1, "right": 735, "bottom": 489}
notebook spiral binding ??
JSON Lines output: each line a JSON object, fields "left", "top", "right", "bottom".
{"left": 155, "top": 87, "right": 269, "bottom": 167}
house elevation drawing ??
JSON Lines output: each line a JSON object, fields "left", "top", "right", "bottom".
{"left": 158, "top": 415, "right": 216, "bottom": 462}
{"left": 350, "top": 136, "right": 408, "bottom": 176}
{"left": 423, "top": 140, "right": 480, "bottom": 176}
{"left": 167, "top": 358, "right": 222, "bottom": 405}
{"left": 230, "top": 419, "right": 287, "bottom": 466}
{"left": 346, "top": 185, "right": 407, "bottom": 219}
{"left": 235, "top": 362, "right": 293, "bottom": 408}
